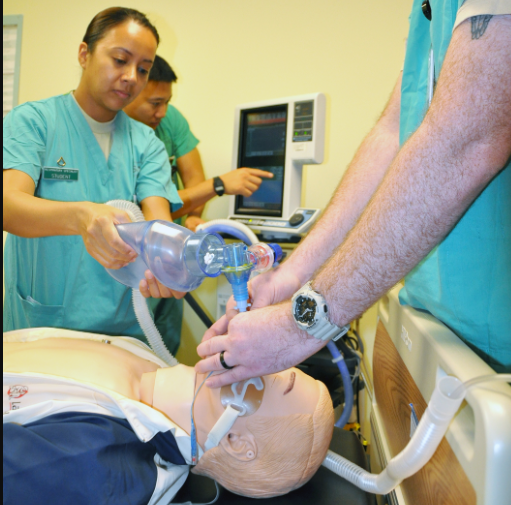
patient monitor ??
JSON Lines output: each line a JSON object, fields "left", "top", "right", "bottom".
{"left": 228, "top": 93, "right": 326, "bottom": 239}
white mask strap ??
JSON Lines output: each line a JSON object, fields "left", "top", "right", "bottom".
{"left": 204, "top": 405, "right": 240, "bottom": 451}
{"left": 204, "top": 377, "right": 264, "bottom": 451}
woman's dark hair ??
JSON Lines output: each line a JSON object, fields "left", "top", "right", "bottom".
{"left": 149, "top": 55, "right": 178, "bottom": 83}
{"left": 83, "top": 7, "right": 160, "bottom": 53}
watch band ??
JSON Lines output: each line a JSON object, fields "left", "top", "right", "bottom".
{"left": 213, "top": 176, "right": 225, "bottom": 197}
{"left": 307, "top": 314, "right": 349, "bottom": 342}
{"left": 292, "top": 282, "right": 350, "bottom": 342}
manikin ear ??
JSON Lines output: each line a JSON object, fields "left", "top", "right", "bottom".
{"left": 78, "top": 42, "right": 90, "bottom": 70}
{"left": 219, "top": 430, "right": 258, "bottom": 462}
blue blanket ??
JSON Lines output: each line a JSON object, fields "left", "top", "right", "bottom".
{"left": 3, "top": 412, "right": 186, "bottom": 505}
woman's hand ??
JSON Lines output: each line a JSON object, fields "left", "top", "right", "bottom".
{"left": 184, "top": 215, "right": 206, "bottom": 232}
{"left": 139, "top": 270, "right": 186, "bottom": 299}
{"left": 79, "top": 203, "right": 137, "bottom": 269}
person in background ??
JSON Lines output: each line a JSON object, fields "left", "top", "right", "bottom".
{"left": 124, "top": 55, "right": 274, "bottom": 233}
{"left": 195, "top": 2, "right": 511, "bottom": 386}
{"left": 3, "top": 8, "right": 181, "bottom": 340}
{"left": 124, "top": 55, "right": 274, "bottom": 354}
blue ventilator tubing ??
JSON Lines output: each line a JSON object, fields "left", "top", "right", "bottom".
{"left": 327, "top": 340, "right": 354, "bottom": 429}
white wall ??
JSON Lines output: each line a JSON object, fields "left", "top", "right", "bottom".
{"left": 3, "top": 0, "right": 411, "bottom": 373}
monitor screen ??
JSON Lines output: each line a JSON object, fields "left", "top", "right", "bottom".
{"left": 234, "top": 104, "right": 288, "bottom": 217}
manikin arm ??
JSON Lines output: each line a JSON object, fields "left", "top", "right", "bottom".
{"left": 196, "top": 16, "right": 511, "bottom": 387}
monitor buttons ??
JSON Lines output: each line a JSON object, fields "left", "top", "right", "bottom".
{"left": 289, "top": 213, "right": 305, "bottom": 227}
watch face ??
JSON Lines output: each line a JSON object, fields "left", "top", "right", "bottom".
{"left": 294, "top": 295, "right": 317, "bottom": 326}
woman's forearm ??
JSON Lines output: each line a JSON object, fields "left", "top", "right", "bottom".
{"left": 3, "top": 188, "right": 87, "bottom": 238}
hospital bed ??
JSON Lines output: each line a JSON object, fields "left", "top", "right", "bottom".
{"left": 370, "top": 286, "right": 511, "bottom": 505}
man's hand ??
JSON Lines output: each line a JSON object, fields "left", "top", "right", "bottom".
{"left": 195, "top": 302, "right": 324, "bottom": 388}
{"left": 139, "top": 270, "right": 186, "bottom": 299}
{"left": 221, "top": 168, "right": 273, "bottom": 197}
{"left": 79, "top": 203, "right": 138, "bottom": 269}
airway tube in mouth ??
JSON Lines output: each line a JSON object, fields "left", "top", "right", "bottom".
{"left": 284, "top": 372, "right": 296, "bottom": 395}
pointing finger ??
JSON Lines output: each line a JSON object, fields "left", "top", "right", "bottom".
{"left": 245, "top": 168, "right": 274, "bottom": 178}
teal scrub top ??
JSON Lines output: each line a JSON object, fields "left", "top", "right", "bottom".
{"left": 3, "top": 93, "right": 182, "bottom": 339}
{"left": 398, "top": 1, "right": 511, "bottom": 372}
{"left": 146, "top": 105, "right": 201, "bottom": 355}
{"left": 155, "top": 104, "right": 200, "bottom": 163}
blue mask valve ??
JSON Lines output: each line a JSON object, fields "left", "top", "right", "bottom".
{"left": 221, "top": 243, "right": 254, "bottom": 312}
{"left": 268, "top": 243, "right": 283, "bottom": 266}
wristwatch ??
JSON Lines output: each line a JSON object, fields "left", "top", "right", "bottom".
{"left": 291, "top": 281, "right": 350, "bottom": 341}
{"left": 213, "top": 176, "right": 225, "bottom": 197}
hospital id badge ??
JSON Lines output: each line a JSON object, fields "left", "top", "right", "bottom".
{"left": 42, "top": 167, "right": 79, "bottom": 181}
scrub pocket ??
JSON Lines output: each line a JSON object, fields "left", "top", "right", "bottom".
{"left": 17, "top": 292, "right": 65, "bottom": 328}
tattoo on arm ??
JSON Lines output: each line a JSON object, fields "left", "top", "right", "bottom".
{"left": 471, "top": 15, "right": 493, "bottom": 39}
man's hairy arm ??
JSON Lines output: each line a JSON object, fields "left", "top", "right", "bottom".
{"left": 282, "top": 74, "right": 402, "bottom": 286}
{"left": 214, "top": 74, "right": 403, "bottom": 322}
{"left": 196, "top": 15, "right": 511, "bottom": 388}
{"left": 317, "top": 15, "right": 511, "bottom": 327}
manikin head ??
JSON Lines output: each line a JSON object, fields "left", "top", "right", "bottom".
{"left": 76, "top": 7, "right": 160, "bottom": 122}
{"left": 165, "top": 368, "right": 333, "bottom": 498}
{"left": 123, "top": 55, "right": 177, "bottom": 129}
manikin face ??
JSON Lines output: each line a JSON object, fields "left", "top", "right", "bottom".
{"left": 193, "top": 368, "right": 320, "bottom": 448}
{"left": 124, "top": 80, "right": 172, "bottom": 129}
{"left": 78, "top": 20, "right": 157, "bottom": 118}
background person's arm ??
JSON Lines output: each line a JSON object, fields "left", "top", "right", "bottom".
{"left": 196, "top": 15, "right": 511, "bottom": 387}
{"left": 175, "top": 148, "right": 207, "bottom": 231}
{"left": 171, "top": 167, "right": 274, "bottom": 220}
{"left": 3, "top": 169, "right": 137, "bottom": 269}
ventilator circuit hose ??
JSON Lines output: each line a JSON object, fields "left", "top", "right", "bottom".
{"left": 326, "top": 341, "right": 354, "bottom": 429}
{"left": 322, "top": 373, "right": 511, "bottom": 494}
{"left": 106, "top": 200, "right": 178, "bottom": 367}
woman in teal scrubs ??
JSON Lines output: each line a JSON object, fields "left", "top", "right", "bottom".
{"left": 3, "top": 7, "right": 182, "bottom": 338}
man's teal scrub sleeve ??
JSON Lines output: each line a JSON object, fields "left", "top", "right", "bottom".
{"left": 398, "top": 0, "right": 511, "bottom": 373}
{"left": 454, "top": 0, "right": 511, "bottom": 30}
{"left": 3, "top": 103, "right": 48, "bottom": 183}
{"left": 155, "top": 105, "right": 200, "bottom": 160}
{"left": 135, "top": 130, "right": 183, "bottom": 212}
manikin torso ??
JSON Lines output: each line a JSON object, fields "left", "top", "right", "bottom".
{"left": 3, "top": 338, "right": 195, "bottom": 434}
{"left": 4, "top": 335, "right": 320, "bottom": 452}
